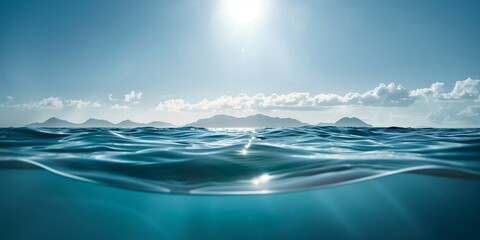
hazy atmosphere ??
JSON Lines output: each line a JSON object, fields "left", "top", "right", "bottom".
{"left": 1, "top": 0, "right": 479, "bottom": 127}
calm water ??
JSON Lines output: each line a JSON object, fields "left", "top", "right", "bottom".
{"left": 1, "top": 126, "right": 480, "bottom": 239}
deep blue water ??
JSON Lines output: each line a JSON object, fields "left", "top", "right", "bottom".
{"left": 1, "top": 126, "right": 480, "bottom": 239}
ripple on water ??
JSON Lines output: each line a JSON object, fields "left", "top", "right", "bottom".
{"left": 0, "top": 126, "right": 479, "bottom": 195}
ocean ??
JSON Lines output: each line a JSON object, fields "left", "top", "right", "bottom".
{"left": 1, "top": 126, "right": 479, "bottom": 239}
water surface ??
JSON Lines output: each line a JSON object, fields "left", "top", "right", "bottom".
{"left": 1, "top": 126, "right": 479, "bottom": 194}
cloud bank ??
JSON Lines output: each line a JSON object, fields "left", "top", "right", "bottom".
{"left": 155, "top": 83, "right": 413, "bottom": 112}
{"left": 65, "top": 100, "right": 93, "bottom": 109}
{"left": 21, "top": 97, "right": 64, "bottom": 109}
{"left": 1, "top": 80, "right": 478, "bottom": 126}
{"left": 15, "top": 98, "right": 101, "bottom": 110}
{"left": 155, "top": 79, "right": 479, "bottom": 112}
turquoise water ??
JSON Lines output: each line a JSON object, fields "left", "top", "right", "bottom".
{"left": 1, "top": 126, "right": 480, "bottom": 239}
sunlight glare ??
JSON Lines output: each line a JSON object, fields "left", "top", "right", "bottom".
{"left": 227, "top": 0, "right": 262, "bottom": 24}
{"left": 251, "top": 174, "right": 272, "bottom": 185}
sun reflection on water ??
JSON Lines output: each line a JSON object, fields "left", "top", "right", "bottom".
{"left": 251, "top": 174, "right": 272, "bottom": 186}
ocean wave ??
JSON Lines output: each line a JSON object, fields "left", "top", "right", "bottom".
{"left": 0, "top": 126, "right": 479, "bottom": 195}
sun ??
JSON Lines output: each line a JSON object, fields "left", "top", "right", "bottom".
{"left": 226, "top": 0, "right": 262, "bottom": 24}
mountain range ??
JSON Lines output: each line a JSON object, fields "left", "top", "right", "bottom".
{"left": 26, "top": 115, "right": 372, "bottom": 128}
{"left": 26, "top": 117, "right": 174, "bottom": 128}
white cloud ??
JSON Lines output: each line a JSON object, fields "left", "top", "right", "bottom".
{"left": 409, "top": 82, "right": 445, "bottom": 99}
{"left": 21, "top": 97, "right": 64, "bottom": 109}
{"left": 411, "top": 78, "right": 480, "bottom": 101}
{"left": 111, "top": 104, "right": 130, "bottom": 110}
{"left": 110, "top": 91, "right": 143, "bottom": 103}
{"left": 92, "top": 101, "right": 102, "bottom": 108}
{"left": 156, "top": 99, "right": 189, "bottom": 112}
{"left": 443, "top": 78, "right": 479, "bottom": 100}
{"left": 124, "top": 90, "right": 143, "bottom": 103}
{"left": 359, "top": 83, "right": 414, "bottom": 106}
{"left": 5, "top": 96, "right": 13, "bottom": 101}
{"left": 65, "top": 99, "right": 90, "bottom": 108}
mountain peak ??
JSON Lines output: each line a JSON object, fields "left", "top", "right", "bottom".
{"left": 45, "top": 117, "right": 63, "bottom": 122}
{"left": 148, "top": 121, "right": 174, "bottom": 128}
{"left": 81, "top": 118, "right": 114, "bottom": 127}
{"left": 118, "top": 119, "right": 135, "bottom": 124}
{"left": 334, "top": 117, "right": 372, "bottom": 127}
{"left": 84, "top": 118, "right": 111, "bottom": 123}
{"left": 27, "top": 117, "right": 76, "bottom": 128}
{"left": 317, "top": 117, "right": 372, "bottom": 127}
{"left": 116, "top": 120, "right": 141, "bottom": 127}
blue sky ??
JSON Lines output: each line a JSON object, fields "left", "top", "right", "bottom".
{"left": 1, "top": 0, "right": 479, "bottom": 127}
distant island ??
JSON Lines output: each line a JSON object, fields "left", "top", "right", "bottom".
{"left": 187, "top": 114, "right": 307, "bottom": 128}
{"left": 186, "top": 115, "right": 372, "bottom": 128}
{"left": 26, "top": 115, "right": 372, "bottom": 128}
{"left": 26, "top": 117, "right": 174, "bottom": 128}
{"left": 317, "top": 117, "right": 372, "bottom": 127}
